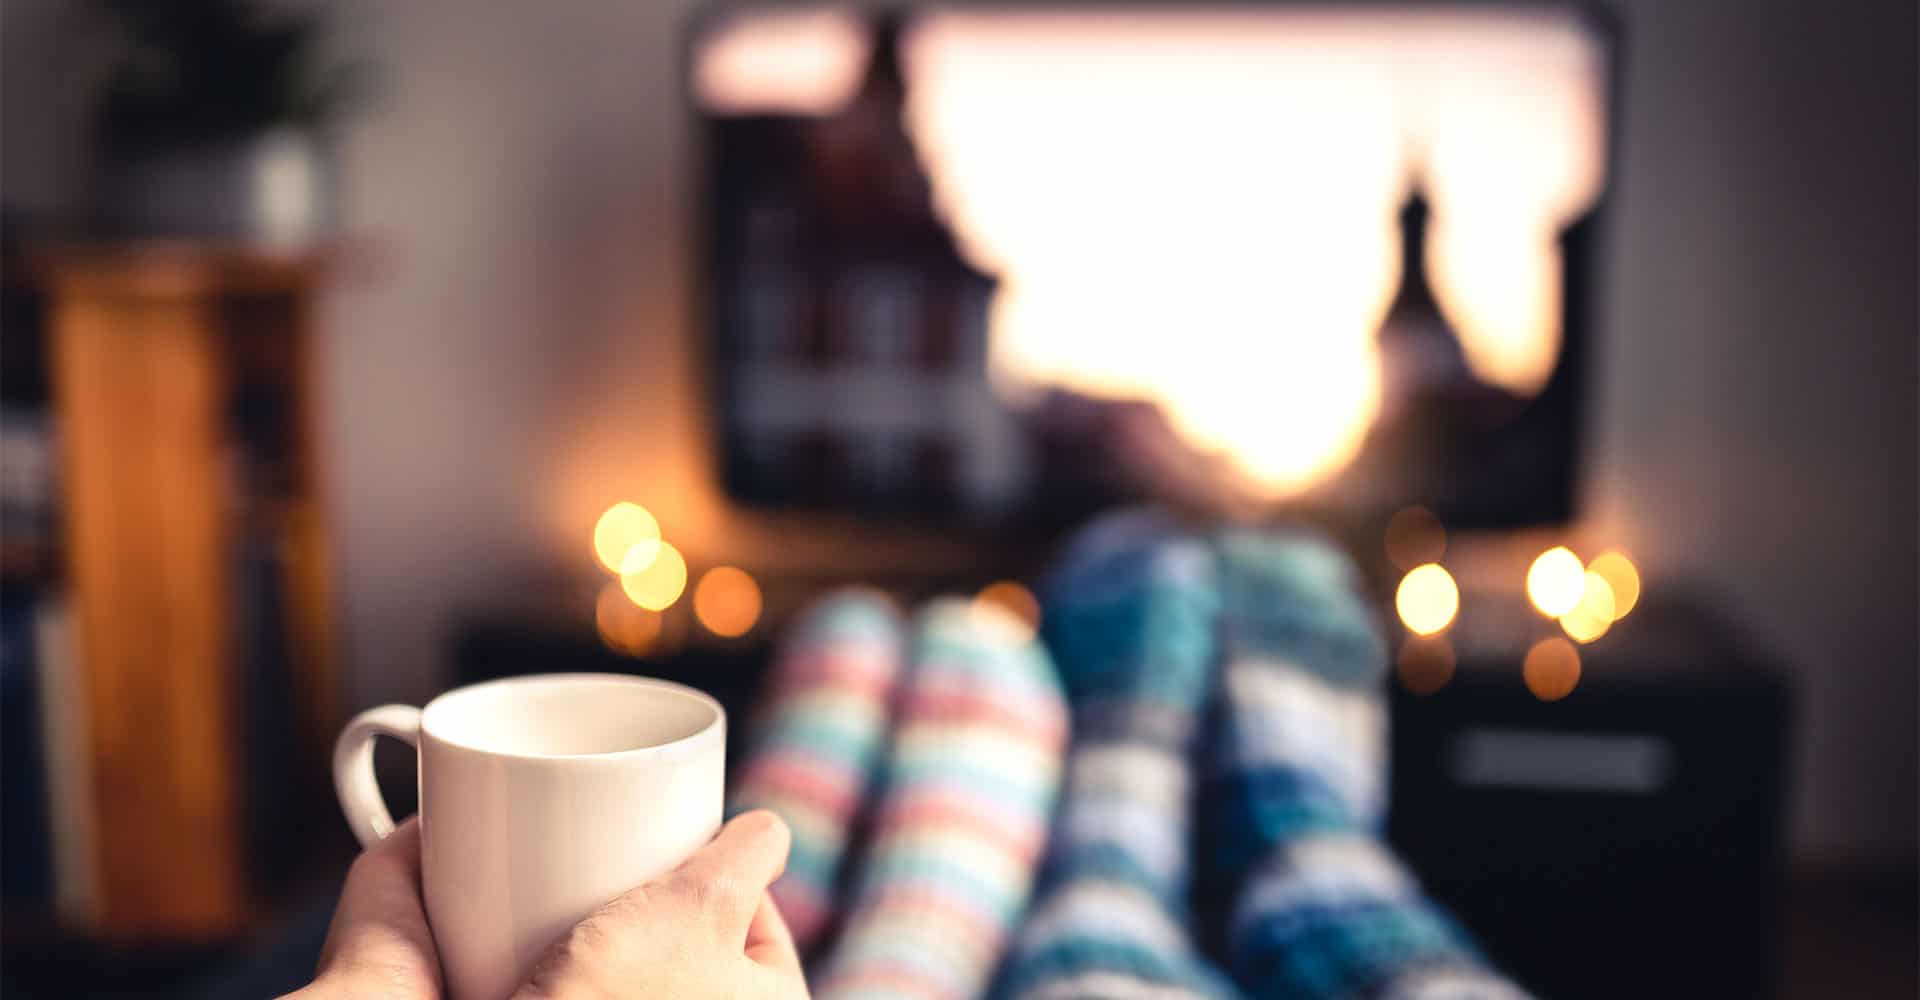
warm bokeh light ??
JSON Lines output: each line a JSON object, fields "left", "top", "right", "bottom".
{"left": 593, "top": 502, "right": 660, "bottom": 575}
{"left": 902, "top": 9, "right": 1606, "bottom": 495}
{"left": 974, "top": 580, "right": 1041, "bottom": 636}
{"left": 595, "top": 581, "right": 661, "bottom": 656}
{"left": 1397, "top": 635, "right": 1456, "bottom": 695}
{"left": 1526, "top": 546, "right": 1586, "bottom": 617}
{"left": 1395, "top": 563, "right": 1459, "bottom": 637}
{"left": 1587, "top": 550, "right": 1641, "bottom": 620}
{"left": 1559, "top": 571, "right": 1617, "bottom": 644}
{"left": 693, "top": 566, "right": 763, "bottom": 638}
{"left": 1523, "top": 636, "right": 1581, "bottom": 701}
{"left": 968, "top": 596, "right": 1038, "bottom": 644}
{"left": 620, "top": 540, "right": 688, "bottom": 612}
{"left": 1384, "top": 505, "right": 1446, "bottom": 570}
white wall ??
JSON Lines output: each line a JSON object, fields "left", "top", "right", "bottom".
{"left": 1583, "top": 0, "right": 1916, "bottom": 865}
{"left": 4, "top": 0, "right": 1913, "bottom": 866}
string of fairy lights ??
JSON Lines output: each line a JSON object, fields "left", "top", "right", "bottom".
{"left": 587, "top": 501, "right": 1045, "bottom": 657}
{"left": 589, "top": 500, "right": 1637, "bottom": 703}
{"left": 590, "top": 502, "right": 762, "bottom": 654}
{"left": 1387, "top": 505, "right": 1641, "bottom": 701}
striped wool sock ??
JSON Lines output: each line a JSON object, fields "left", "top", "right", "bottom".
{"left": 730, "top": 588, "right": 907, "bottom": 953}
{"left": 815, "top": 597, "right": 1070, "bottom": 1000}
{"left": 1205, "top": 529, "right": 1529, "bottom": 1000}
{"left": 999, "top": 510, "right": 1241, "bottom": 1000}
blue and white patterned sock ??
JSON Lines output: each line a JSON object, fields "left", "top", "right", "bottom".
{"left": 998, "top": 510, "right": 1240, "bottom": 1000}
{"left": 1205, "top": 528, "right": 1529, "bottom": 1000}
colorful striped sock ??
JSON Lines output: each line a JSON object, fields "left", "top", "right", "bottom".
{"left": 815, "top": 597, "right": 1069, "bottom": 1000}
{"left": 730, "top": 588, "right": 907, "bottom": 953}
{"left": 999, "top": 510, "right": 1241, "bottom": 1000}
{"left": 1205, "top": 529, "right": 1529, "bottom": 1000}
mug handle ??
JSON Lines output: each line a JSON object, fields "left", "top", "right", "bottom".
{"left": 333, "top": 705, "right": 423, "bottom": 848}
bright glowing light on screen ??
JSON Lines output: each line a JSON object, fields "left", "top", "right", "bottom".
{"left": 621, "top": 540, "right": 688, "bottom": 612}
{"left": 1526, "top": 546, "right": 1586, "bottom": 618}
{"left": 1523, "top": 636, "right": 1581, "bottom": 701}
{"left": 1419, "top": 12, "right": 1605, "bottom": 397}
{"left": 896, "top": 9, "right": 1606, "bottom": 496}
{"left": 1559, "top": 571, "right": 1616, "bottom": 643}
{"left": 694, "top": 566, "right": 763, "bottom": 638}
{"left": 1587, "top": 550, "right": 1641, "bottom": 620}
{"left": 694, "top": 7, "right": 870, "bottom": 114}
{"left": 1395, "top": 563, "right": 1459, "bottom": 637}
{"left": 593, "top": 502, "right": 660, "bottom": 575}
{"left": 691, "top": 9, "right": 1606, "bottom": 496}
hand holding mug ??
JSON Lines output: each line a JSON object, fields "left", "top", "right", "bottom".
{"left": 322, "top": 674, "right": 741, "bottom": 999}
{"left": 291, "top": 810, "right": 806, "bottom": 1000}
{"left": 514, "top": 809, "right": 806, "bottom": 999}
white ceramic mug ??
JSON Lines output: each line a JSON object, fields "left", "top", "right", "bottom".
{"left": 333, "top": 673, "right": 726, "bottom": 1000}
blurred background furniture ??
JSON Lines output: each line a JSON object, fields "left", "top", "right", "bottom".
{"left": 1390, "top": 601, "right": 1791, "bottom": 999}
{"left": 4, "top": 245, "right": 340, "bottom": 940}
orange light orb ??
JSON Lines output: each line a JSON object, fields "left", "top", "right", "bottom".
{"left": 595, "top": 581, "right": 661, "bottom": 656}
{"left": 1523, "top": 637, "right": 1582, "bottom": 701}
{"left": 974, "top": 580, "right": 1041, "bottom": 634}
{"left": 694, "top": 566, "right": 763, "bottom": 638}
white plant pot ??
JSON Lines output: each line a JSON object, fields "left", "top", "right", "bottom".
{"left": 96, "top": 127, "right": 334, "bottom": 246}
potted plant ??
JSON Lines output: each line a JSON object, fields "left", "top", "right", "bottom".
{"left": 91, "top": 0, "right": 369, "bottom": 245}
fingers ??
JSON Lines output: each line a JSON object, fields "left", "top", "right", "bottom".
{"left": 745, "top": 893, "right": 801, "bottom": 972}
{"left": 668, "top": 810, "right": 792, "bottom": 934}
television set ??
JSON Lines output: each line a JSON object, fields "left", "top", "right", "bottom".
{"left": 689, "top": 3, "right": 1618, "bottom": 530}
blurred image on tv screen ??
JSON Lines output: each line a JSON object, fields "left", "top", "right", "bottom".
{"left": 691, "top": 3, "right": 1615, "bottom": 528}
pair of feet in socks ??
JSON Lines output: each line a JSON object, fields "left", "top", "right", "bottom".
{"left": 1002, "top": 511, "right": 1528, "bottom": 1000}
{"left": 731, "top": 510, "right": 1525, "bottom": 1000}
{"left": 729, "top": 590, "right": 1071, "bottom": 1000}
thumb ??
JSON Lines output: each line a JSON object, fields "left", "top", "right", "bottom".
{"left": 666, "top": 810, "right": 791, "bottom": 935}
{"left": 314, "top": 818, "right": 442, "bottom": 992}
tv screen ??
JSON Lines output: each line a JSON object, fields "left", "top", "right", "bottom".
{"left": 690, "top": 4, "right": 1616, "bottom": 529}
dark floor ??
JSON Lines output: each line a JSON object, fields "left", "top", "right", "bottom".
{"left": 1779, "top": 870, "right": 1918, "bottom": 1000}
{"left": 4, "top": 871, "right": 1913, "bottom": 999}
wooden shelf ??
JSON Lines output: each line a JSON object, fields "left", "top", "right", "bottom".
{"left": 18, "top": 243, "right": 341, "bottom": 941}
